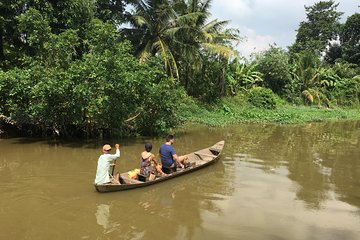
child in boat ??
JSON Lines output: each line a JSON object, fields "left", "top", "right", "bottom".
{"left": 140, "top": 143, "right": 167, "bottom": 179}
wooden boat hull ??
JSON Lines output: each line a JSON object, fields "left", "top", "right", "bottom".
{"left": 94, "top": 140, "right": 225, "bottom": 193}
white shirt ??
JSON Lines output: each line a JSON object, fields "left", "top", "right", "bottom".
{"left": 94, "top": 149, "right": 120, "bottom": 184}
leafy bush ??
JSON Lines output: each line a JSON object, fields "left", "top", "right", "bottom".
{"left": 185, "top": 52, "right": 227, "bottom": 103}
{"left": 136, "top": 80, "right": 187, "bottom": 136}
{"left": 330, "top": 77, "right": 360, "bottom": 107}
{"left": 248, "top": 87, "right": 278, "bottom": 109}
{"left": 254, "top": 46, "right": 292, "bottom": 96}
{"left": 0, "top": 20, "right": 185, "bottom": 137}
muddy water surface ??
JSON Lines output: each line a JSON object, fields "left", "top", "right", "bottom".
{"left": 0, "top": 121, "right": 359, "bottom": 239}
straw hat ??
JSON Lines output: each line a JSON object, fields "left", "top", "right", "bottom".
{"left": 102, "top": 144, "right": 112, "bottom": 151}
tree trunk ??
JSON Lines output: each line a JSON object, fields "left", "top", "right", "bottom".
{"left": 184, "top": 63, "right": 190, "bottom": 91}
{"left": 218, "top": 67, "right": 226, "bottom": 97}
{"left": 0, "top": 27, "right": 4, "bottom": 64}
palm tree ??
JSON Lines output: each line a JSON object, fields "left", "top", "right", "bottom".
{"left": 173, "top": 0, "right": 239, "bottom": 92}
{"left": 124, "top": 0, "right": 181, "bottom": 78}
{"left": 124, "top": 0, "right": 239, "bottom": 82}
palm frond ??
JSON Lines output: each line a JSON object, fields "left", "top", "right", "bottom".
{"left": 132, "top": 15, "right": 148, "bottom": 27}
{"left": 153, "top": 37, "right": 179, "bottom": 79}
{"left": 138, "top": 41, "right": 153, "bottom": 63}
{"left": 302, "top": 90, "right": 314, "bottom": 103}
{"left": 202, "top": 43, "right": 238, "bottom": 58}
{"left": 202, "top": 19, "right": 230, "bottom": 33}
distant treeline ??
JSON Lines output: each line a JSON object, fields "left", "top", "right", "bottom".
{"left": 0, "top": 0, "right": 359, "bottom": 138}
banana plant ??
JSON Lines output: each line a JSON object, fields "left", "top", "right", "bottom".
{"left": 226, "top": 60, "right": 263, "bottom": 95}
{"left": 291, "top": 51, "right": 342, "bottom": 106}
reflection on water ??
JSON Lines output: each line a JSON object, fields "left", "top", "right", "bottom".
{"left": 0, "top": 121, "right": 360, "bottom": 239}
{"left": 96, "top": 204, "right": 113, "bottom": 230}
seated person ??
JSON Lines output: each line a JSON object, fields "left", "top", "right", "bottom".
{"left": 140, "top": 143, "right": 166, "bottom": 179}
{"left": 159, "top": 135, "right": 189, "bottom": 174}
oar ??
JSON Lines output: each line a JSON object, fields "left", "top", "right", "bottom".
{"left": 111, "top": 159, "right": 116, "bottom": 176}
{"left": 111, "top": 143, "right": 120, "bottom": 181}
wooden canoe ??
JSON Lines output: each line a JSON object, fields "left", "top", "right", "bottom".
{"left": 94, "top": 140, "right": 225, "bottom": 193}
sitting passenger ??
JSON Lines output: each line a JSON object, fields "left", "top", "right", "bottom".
{"left": 140, "top": 143, "right": 166, "bottom": 180}
{"left": 159, "top": 135, "right": 189, "bottom": 174}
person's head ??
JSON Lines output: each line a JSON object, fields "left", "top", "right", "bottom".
{"left": 145, "top": 143, "right": 152, "bottom": 152}
{"left": 166, "top": 135, "right": 174, "bottom": 144}
{"left": 102, "top": 144, "right": 112, "bottom": 153}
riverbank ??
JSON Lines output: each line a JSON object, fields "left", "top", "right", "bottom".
{"left": 180, "top": 97, "right": 360, "bottom": 127}
{"left": 1, "top": 97, "right": 360, "bottom": 138}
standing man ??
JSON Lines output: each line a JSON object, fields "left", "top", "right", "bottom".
{"left": 95, "top": 144, "right": 121, "bottom": 185}
{"left": 159, "top": 135, "right": 189, "bottom": 174}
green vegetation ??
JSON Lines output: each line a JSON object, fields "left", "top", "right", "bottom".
{"left": 0, "top": 0, "right": 359, "bottom": 138}
{"left": 184, "top": 99, "right": 360, "bottom": 127}
{"left": 179, "top": 95, "right": 360, "bottom": 126}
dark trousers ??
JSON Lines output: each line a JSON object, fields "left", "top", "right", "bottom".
{"left": 162, "top": 165, "right": 176, "bottom": 174}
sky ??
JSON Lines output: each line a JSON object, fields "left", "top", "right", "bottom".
{"left": 210, "top": 0, "right": 360, "bottom": 58}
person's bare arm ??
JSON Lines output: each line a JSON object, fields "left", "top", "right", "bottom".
{"left": 111, "top": 144, "right": 121, "bottom": 165}
{"left": 172, "top": 154, "right": 183, "bottom": 167}
{"left": 149, "top": 153, "right": 156, "bottom": 163}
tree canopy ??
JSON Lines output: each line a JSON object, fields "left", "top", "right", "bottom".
{"left": 290, "top": 0, "right": 343, "bottom": 55}
{"left": 341, "top": 13, "right": 360, "bottom": 65}
{"left": 0, "top": 0, "right": 359, "bottom": 138}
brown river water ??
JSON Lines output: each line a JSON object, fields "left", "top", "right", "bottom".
{"left": 0, "top": 121, "right": 360, "bottom": 240}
